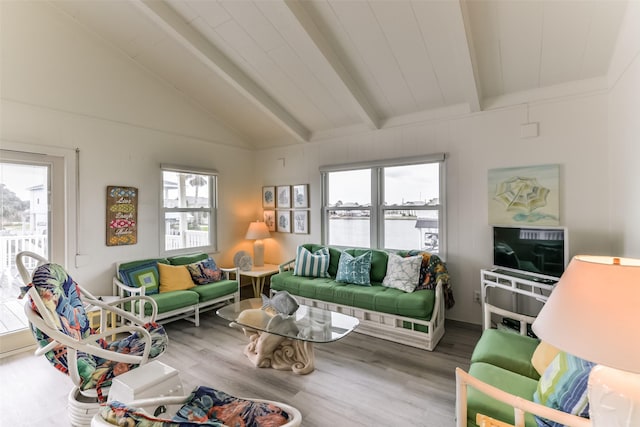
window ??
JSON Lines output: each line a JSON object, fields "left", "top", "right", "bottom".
{"left": 321, "top": 155, "right": 445, "bottom": 256}
{"left": 160, "top": 165, "right": 217, "bottom": 255}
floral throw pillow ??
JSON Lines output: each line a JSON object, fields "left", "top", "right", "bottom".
{"left": 186, "top": 257, "right": 222, "bottom": 285}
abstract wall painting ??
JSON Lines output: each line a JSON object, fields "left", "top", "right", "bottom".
{"left": 488, "top": 164, "right": 560, "bottom": 226}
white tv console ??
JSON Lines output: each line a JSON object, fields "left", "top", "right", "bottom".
{"left": 480, "top": 268, "right": 557, "bottom": 332}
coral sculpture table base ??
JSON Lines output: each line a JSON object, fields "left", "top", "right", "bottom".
{"left": 243, "top": 330, "right": 315, "bottom": 375}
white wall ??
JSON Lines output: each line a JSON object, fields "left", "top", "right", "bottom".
{"left": 608, "top": 0, "right": 640, "bottom": 258}
{"left": 1, "top": 2, "right": 256, "bottom": 294}
{"left": 256, "top": 92, "right": 615, "bottom": 325}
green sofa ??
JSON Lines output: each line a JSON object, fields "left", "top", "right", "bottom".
{"left": 270, "top": 244, "right": 451, "bottom": 351}
{"left": 113, "top": 253, "right": 239, "bottom": 326}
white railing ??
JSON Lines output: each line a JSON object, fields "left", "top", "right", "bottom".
{"left": 0, "top": 235, "right": 48, "bottom": 272}
{"left": 165, "top": 230, "right": 209, "bottom": 250}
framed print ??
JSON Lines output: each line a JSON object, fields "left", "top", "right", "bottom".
{"left": 262, "top": 186, "right": 275, "bottom": 208}
{"left": 276, "top": 210, "right": 291, "bottom": 233}
{"left": 293, "top": 210, "right": 309, "bottom": 234}
{"left": 276, "top": 185, "right": 291, "bottom": 208}
{"left": 106, "top": 186, "right": 138, "bottom": 246}
{"left": 488, "top": 164, "right": 560, "bottom": 226}
{"left": 292, "top": 184, "right": 309, "bottom": 208}
{"left": 263, "top": 210, "right": 276, "bottom": 231}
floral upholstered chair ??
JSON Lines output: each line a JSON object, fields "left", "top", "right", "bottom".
{"left": 17, "top": 251, "right": 169, "bottom": 403}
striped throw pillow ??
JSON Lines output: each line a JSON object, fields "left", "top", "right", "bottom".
{"left": 533, "top": 351, "right": 595, "bottom": 427}
{"left": 293, "top": 246, "right": 331, "bottom": 278}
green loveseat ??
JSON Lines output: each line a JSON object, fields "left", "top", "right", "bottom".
{"left": 113, "top": 253, "right": 239, "bottom": 326}
{"left": 270, "top": 244, "right": 453, "bottom": 351}
{"left": 455, "top": 274, "right": 591, "bottom": 427}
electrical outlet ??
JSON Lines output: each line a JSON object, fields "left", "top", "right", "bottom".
{"left": 473, "top": 290, "right": 481, "bottom": 304}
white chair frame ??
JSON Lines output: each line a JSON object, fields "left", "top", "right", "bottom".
{"left": 17, "top": 251, "right": 164, "bottom": 399}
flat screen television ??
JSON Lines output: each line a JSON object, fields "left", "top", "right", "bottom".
{"left": 492, "top": 226, "right": 568, "bottom": 281}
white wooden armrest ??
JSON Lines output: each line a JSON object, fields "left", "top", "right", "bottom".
{"left": 279, "top": 259, "right": 296, "bottom": 273}
{"left": 455, "top": 368, "right": 591, "bottom": 427}
{"left": 220, "top": 267, "right": 239, "bottom": 282}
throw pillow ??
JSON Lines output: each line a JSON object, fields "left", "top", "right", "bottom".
{"left": 336, "top": 251, "right": 372, "bottom": 286}
{"left": 531, "top": 341, "right": 561, "bottom": 376}
{"left": 186, "top": 257, "right": 222, "bottom": 285}
{"left": 382, "top": 253, "right": 422, "bottom": 292}
{"left": 119, "top": 261, "right": 161, "bottom": 295}
{"left": 158, "top": 263, "right": 195, "bottom": 292}
{"left": 293, "top": 246, "right": 331, "bottom": 278}
{"left": 533, "top": 351, "right": 595, "bottom": 427}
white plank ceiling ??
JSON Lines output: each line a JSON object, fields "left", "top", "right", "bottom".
{"left": 50, "top": 0, "right": 628, "bottom": 149}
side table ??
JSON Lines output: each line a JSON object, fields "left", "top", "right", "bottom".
{"left": 87, "top": 296, "right": 120, "bottom": 341}
{"left": 239, "top": 264, "right": 280, "bottom": 297}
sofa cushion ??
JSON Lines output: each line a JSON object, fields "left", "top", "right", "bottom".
{"left": 158, "top": 263, "right": 195, "bottom": 292}
{"left": 471, "top": 329, "right": 541, "bottom": 380}
{"left": 168, "top": 253, "right": 209, "bottom": 266}
{"left": 533, "top": 352, "right": 595, "bottom": 427}
{"left": 186, "top": 257, "right": 222, "bottom": 285}
{"left": 190, "top": 279, "right": 238, "bottom": 303}
{"left": 373, "top": 287, "right": 435, "bottom": 319}
{"left": 336, "top": 251, "right": 372, "bottom": 286}
{"left": 271, "top": 271, "right": 435, "bottom": 319}
{"left": 130, "top": 291, "right": 200, "bottom": 316}
{"left": 382, "top": 253, "right": 421, "bottom": 292}
{"left": 118, "top": 258, "right": 169, "bottom": 295}
{"left": 467, "top": 362, "right": 538, "bottom": 427}
{"left": 293, "top": 246, "right": 331, "bottom": 278}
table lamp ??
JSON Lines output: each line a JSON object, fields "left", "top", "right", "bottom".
{"left": 245, "top": 221, "right": 271, "bottom": 267}
{"left": 531, "top": 255, "right": 640, "bottom": 426}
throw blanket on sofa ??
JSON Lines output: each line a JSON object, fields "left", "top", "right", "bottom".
{"left": 404, "top": 250, "right": 455, "bottom": 309}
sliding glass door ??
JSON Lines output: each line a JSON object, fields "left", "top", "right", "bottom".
{"left": 0, "top": 150, "right": 64, "bottom": 356}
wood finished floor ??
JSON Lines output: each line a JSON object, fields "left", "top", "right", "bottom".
{"left": 0, "top": 313, "right": 481, "bottom": 427}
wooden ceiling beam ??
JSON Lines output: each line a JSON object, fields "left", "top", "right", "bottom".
{"left": 282, "top": 0, "right": 380, "bottom": 130}
{"left": 131, "top": 0, "right": 311, "bottom": 143}
{"left": 451, "top": 0, "right": 482, "bottom": 112}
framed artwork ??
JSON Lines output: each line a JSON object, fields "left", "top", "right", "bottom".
{"left": 293, "top": 210, "right": 309, "bottom": 234}
{"left": 488, "top": 164, "right": 560, "bottom": 226}
{"left": 276, "top": 210, "right": 291, "bottom": 233}
{"left": 292, "top": 184, "right": 309, "bottom": 208}
{"left": 106, "top": 186, "right": 138, "bottom": 246}
{"left": 263, "top": 210, "right": 276, "bottom": 231}
{"left": 262, "top": 186, "right": 275, "bottom": 208}
{"left": 276, "top": 185, "right": 291, "bottom": 208}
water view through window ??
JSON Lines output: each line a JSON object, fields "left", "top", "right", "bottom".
{"left": 325, "top": 162, "right": 441, "bottom": 252}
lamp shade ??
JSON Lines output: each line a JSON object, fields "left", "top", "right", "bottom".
{"left": 532, "top": 255, "right": 640, "bottom": 373}
{"left": 245, "top": 221, "right": 270, "bottom": 240}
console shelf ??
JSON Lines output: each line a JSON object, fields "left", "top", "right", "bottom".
{"left": 480, "top": 269, "right": 557, "bottom": 332}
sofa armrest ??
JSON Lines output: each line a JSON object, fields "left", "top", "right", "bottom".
{"left": 279, "top": 259, "right": 296, "bottom": 273}
{"left": 220, "top": 267, "right": 238, "bottom": 281}
{"left": 455, "top": 368, "right": 590, "bottom": 427}
{"left": 113, "top": 277, "right": 150, "bottom": 320}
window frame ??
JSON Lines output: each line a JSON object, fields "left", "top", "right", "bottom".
{"left": 320, "top": 154, "right": 446, "bottom": 258}
{"left": 159, "top": 164, "right": 218, "bottom": 257}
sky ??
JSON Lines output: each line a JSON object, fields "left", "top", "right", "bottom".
{"left": 328, "top": 163, "right": 439, "bottom": 205}
{"left": 0, "top": 162, "right": 48, "bottom": 200}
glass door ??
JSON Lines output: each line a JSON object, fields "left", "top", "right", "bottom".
{"left": 0, "top": 150, "right": 64, "bottom": 356}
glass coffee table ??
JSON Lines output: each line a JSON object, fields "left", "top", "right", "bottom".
{"left": 217, "top": 298, "right": 359, "bottom": 374}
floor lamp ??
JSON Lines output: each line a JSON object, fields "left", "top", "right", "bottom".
{"left": 531, "top": 255, "right": 640, "bottom": 426}
{"left": 245, "top": 221, "right": 271, "bottom": 267}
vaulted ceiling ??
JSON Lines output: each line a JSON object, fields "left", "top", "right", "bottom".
{"left": 52, "top": 0, "right": 628, "bottom": 149}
